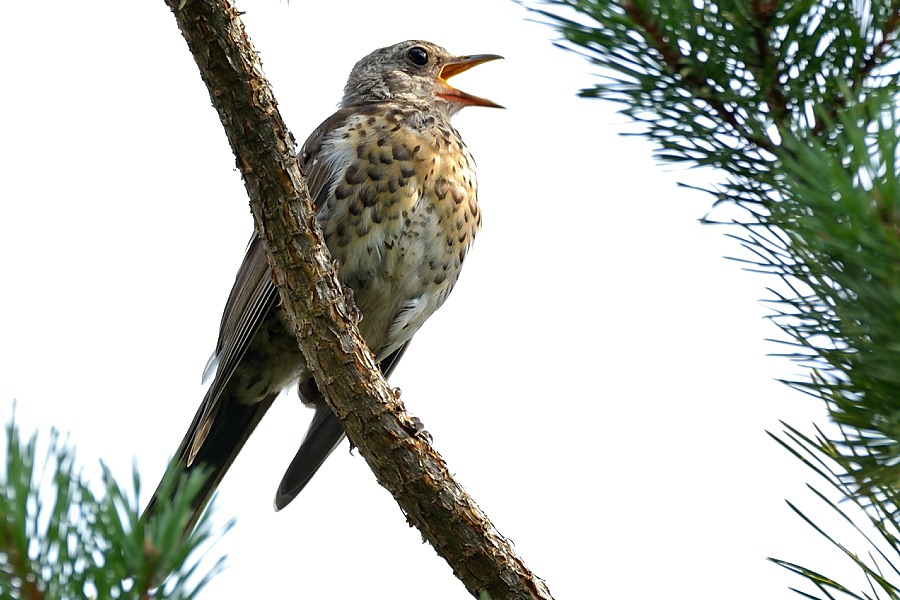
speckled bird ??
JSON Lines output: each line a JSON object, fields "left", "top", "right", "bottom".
{"left": 144, "top": 40, "right": 502, "bottom": 530}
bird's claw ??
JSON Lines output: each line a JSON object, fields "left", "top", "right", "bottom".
{"left": 341, "top": 283, "right": 363, "bottom": 324}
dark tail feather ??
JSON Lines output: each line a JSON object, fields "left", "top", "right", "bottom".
{"left": 143, "top": 392, "right": 277, "bottom": 534}
{"left": 274, "top": 342, "right": 410, "bottom": 510}
{"left": 274, "top": 401, "right": 344, "bottom": 510}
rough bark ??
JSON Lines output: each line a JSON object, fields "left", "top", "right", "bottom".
{"left": 161, "top": 1, "right": 553, "bottom": 598}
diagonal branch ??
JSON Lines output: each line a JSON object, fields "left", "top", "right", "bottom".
{"left": 161, "top": 1, "right": 553, "bottom": 598}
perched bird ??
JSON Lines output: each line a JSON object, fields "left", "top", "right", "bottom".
{"left": 144, "top": 40, "right": 502, "bottom": 531}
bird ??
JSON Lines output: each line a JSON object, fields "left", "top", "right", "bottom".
{"left": 143, "top": 40, "right": 502, "bottom": 533}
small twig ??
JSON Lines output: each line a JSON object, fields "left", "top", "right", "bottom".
{"left": 749, "top": 0, "right": 789, "bottom": 126}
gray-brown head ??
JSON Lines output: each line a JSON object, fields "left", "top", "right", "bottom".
{"left": 341, "top": 40, "right": 503, "bottom": 115}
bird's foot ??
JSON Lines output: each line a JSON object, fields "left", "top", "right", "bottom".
{"left": 341, "top": 282, "right": 363, "bottom": 324}
{"left": 406, "top": 415, "right": 432, "bottom": 443}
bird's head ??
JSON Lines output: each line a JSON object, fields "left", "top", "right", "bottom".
{"left": 341, "top": 40, "right": 503, "bottom": 115}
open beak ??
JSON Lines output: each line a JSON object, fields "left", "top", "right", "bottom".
{"left": 438, "top": 54, "right": 504, "bottom": 108}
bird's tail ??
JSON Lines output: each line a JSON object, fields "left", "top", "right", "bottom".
{"left": 273, "top": 342, "right": 410, "bottom": 510}
{"left": 143, "top": 391, "right": 276, "bottom": 535}
{"left": 274, "top": 398, "right": 345, "bottom": 510}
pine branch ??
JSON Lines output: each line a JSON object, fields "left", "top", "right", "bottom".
{"left": 533, "top": 0, "right": 900, "bottom": 597}
{"left": 0, "top": 409, "right": 225, "bottom": 599}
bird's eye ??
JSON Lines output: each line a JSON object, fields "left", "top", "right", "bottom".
{"left": 407, "top": 46, "right": 429, "bottom": 66}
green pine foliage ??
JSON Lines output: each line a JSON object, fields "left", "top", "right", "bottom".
{"left": 533, "top": 0, "right": 900, "bottom": 596}
{"left": 0, "top": 408, "right": 229, "bottom": 599}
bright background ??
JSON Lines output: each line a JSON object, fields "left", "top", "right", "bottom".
{"left": 0, "top": 1, "right": 866, "bottom": 598}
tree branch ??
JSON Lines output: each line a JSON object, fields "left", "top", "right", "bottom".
{"left": 161, "top": 1, "right": 552, "bottom": 597}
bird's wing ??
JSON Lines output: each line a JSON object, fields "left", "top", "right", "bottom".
{"left": 299, "top": 104, "right": 382, "bottom": 208}
{"left": 189, "top": 105, "right": 373, "bottom": 458}
{"left": 190, "top": 234, "right": 278, "bottom": 460}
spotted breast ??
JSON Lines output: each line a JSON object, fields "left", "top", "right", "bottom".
{"left": 308, "top": 104, "right": 482, "bottom": 362}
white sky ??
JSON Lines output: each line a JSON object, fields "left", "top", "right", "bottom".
{"left": 0, "top": 0, "right": 875, "bottom": 598}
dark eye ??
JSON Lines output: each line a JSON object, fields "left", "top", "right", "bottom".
{"left": 407, "top": 46, "right": 429, "bottom": 66}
